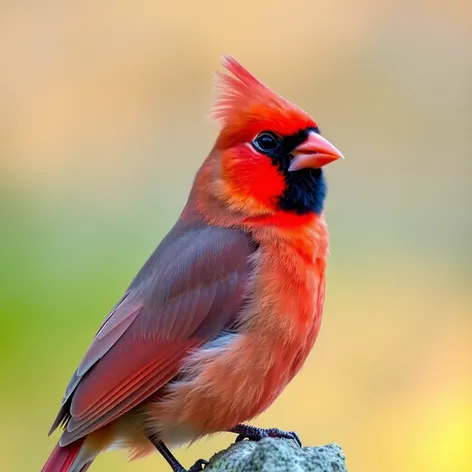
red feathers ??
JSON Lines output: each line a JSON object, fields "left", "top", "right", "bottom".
{"left": 205, "top": 56, "right": 322, "bottom": 214}
{"left": 213, "top": 56, "right": 317, "bottom": 143}
{"left": 212, "top": 56, "right": 274, "bottom": 122}
{"left": 42, "top": 438, "right": 87, "bottom": 472}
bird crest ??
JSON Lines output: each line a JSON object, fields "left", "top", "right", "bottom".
{"left": 212, "top": 56, "right": 316, "bottom": 136}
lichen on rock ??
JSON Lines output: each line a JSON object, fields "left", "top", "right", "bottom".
{"left": 204, "top": 438, "right": 347, "bottom": 472}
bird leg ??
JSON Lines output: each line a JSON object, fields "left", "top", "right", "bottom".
{"left": 148, "top": 435, "right": 208, "bottom": 472}
{"left": 229, "top": 423, "right": 302, "bottom": 447}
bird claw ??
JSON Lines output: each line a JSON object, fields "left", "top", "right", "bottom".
{"left": 167, "top": 457, "right": 208, "bottom": 472}
{"left": 187, "top": 458, "right": 209, "bottom": 472}
{"left": 232, "top": 424, "right": 302, "bottom": 447}
{"left": 265, "top": 428, "right": 302, "bottom": 447}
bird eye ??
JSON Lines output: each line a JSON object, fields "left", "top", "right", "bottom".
{"left": 253, "top": 132, "right": 281, "bottom": 153}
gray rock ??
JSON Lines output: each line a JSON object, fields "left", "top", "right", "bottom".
{"left": 204, "top": 438, "right": 347, "bottom": 472}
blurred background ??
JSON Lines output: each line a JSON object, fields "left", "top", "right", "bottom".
{"left": 1, "top": 1, "right": 471, "bottom": 471}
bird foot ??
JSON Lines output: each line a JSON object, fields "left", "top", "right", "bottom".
{"left": 230, "top": 423, "right": 302, "bottom": 447}
{"left": 149, "top": 435, "right": 208, "bottom": 472}
{"left": 187, "top": 459, "right": 209, "bottom": 472}
{"left": 171, "top": 459, "right": 208, "bottom": 472}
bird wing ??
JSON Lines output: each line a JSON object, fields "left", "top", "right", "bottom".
{"left": 50, "top": 221, "right": 256, "bottom": 446}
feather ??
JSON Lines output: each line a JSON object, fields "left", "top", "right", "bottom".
{"left": 212, "top": 56, "right": 282, "bottom": 123}
{"left": 211, "top": 56, "right": 317, "bottom": 145}
{"left": 50, "top": 219, "right": 256, "bottom": 446}
{"left": 41, "top": 438, "right": 85, "bottom": 472}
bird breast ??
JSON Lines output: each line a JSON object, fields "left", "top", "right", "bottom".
{"left": 147, "top": 237, "right": 327, "bottom": 438}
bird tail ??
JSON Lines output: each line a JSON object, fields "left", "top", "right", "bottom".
{"left": 42, "top": 437, "right": 93, "bottom": 472}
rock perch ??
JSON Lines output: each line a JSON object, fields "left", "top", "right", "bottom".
{"left": 202, "top": 438, "right": 347, "bottom": 472}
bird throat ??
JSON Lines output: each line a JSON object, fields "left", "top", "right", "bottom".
{"left": 278, "top": 168, "right": 327, "bottom": 215}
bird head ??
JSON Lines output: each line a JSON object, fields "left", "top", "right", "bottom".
{"left": 193, "top": 57, "right": 343, "bottom": 223}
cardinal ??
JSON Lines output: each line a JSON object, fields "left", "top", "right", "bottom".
{"left": 42, "top": 56, "right": 343, "bottom": 472}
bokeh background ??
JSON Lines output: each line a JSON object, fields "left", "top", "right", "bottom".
{"left": 1, "top": 1, "right": 471, "bottom": 471}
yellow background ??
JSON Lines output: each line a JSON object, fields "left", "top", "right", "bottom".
{"left": 1, "top": 1, "right": 470, "bottom": 471}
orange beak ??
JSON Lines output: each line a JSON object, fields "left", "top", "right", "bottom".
{"left": 288, "top": 131, "right": 344, "bottom": 171}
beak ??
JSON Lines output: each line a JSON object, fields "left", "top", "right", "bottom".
{"left": 288, "top": 132, "right": 344, "bottom": 171}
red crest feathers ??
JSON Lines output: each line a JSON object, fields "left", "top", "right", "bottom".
{"left": 212, "top": 56, "right": 317, "bottom": 137}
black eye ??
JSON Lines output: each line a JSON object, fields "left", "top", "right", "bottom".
{"left": 253, "top": 132, "right": 281, "bottom": 154}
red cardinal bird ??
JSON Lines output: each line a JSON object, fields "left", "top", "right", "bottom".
{"left": 42, "top": 56, "right": 343, "bottom": 472}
